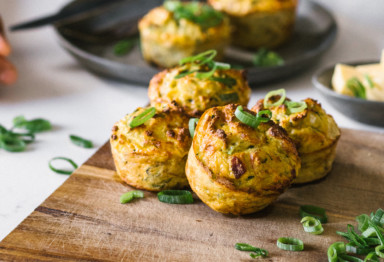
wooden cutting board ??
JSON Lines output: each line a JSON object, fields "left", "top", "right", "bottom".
{"left": 0, "top": 128, "right": 383, "bottom": 261}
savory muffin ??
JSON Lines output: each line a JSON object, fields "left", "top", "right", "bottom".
{"left": 138, "top": 1, "right": 230, "bottom": 68}
{"left": 208, "top": 0, "right": 297, "bottom": 49}
{"left": 148, "top": 52, "right": 251, "bottom": 117}
{"left": 185, "top": 104, "right": 300, "bottom": 215}
{"left": 252, "top": 96, "right": 341, "bottom": 184}
{"left": 110, "top": 104, "right": 192, "bottom": 191}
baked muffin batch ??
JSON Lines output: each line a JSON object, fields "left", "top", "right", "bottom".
{"left": 110, "top": 49, "right": 341, "bottom": 215}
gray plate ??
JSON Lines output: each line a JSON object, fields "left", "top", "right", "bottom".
{"left": 55, "top": 0, "right": 337, "bottom": 86}
{"left": 312, "top": 61, "right": 384, "bottom": 127}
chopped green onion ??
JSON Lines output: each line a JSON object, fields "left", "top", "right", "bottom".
{"left": 179, "top": 50, "right": 217, "bottom": 66}
{"left": 214, "top": 61, "right": 231, "bottom": 70}
{"left": 338, "top": 254, "right": 364, "bottom": 262}
{"left": 364, "top": 251, "right": 379, "bottom": 262}
{"left": 357, "top": 214, "right": 371, "bottom": 232}
{"left": 264, "top": 89, "right": 286, "bottom": 108}
{"left": 347, "top": 77, "right": 366, "bottom": 99}
{"left": 285, "top": 101, "right": 307, "bottom": 114}
{"left": 114, "top": 38, "right": 136, "bottom": 56}
{"left": 235, "top": 243, "right": 268, "bottom": 258}
{"left": 256, "top": 110, "right": 272, "bottom": 123}
{"left": 10, "top": 132, "right": 35, "bottom": 144}
{"left": 235, "top": 106, "right": 259, "bottom": 128}
{"left": 218, "top": 92, "right": 239, "bottom": 102}
{"left": 189, "top": 118, "right": 199, "bottom": 137}
{"left": 368, "top": 220, "right": 384, "bottom": 245}
{"left": 365, "top": 74, "right": 375, "bottom": 89}
{"left": 300, "top": 205, "right": 328, "bottom": 223}
{"left": 195, "top": 62, "right": 217, "bottom": 79}
{"left": 174, "top": 69, "right": 198, "bottom": 79}
{"left": 346, "top": 243, "right": 375, "bottom": 255}
{"left": 120, "top": 190, "right": 144, "bottom": 204}
{"left": 13, "top": 115, "right": 51, "bottom": 133}
{"left": 0, "top": 134, "right": 26, "bottom": 152}
{"left": 253, "top": 48, "right": 284, "bottom": 67}
{"left": 129, "top": 107, "right": 156, "bottom": 128}
{"left": 276, "top": 237, "right": 304, "bottom": 251}
{"left": 48, "top": 157, "right": 78, "bottom": 175}
{"left": 301, "top": 216, "right": 324, "bottom": 235}
{"left": 372, "top": 209, "right": 384, "bottom": 226}
{"left": 362, "top": 227, "right": 378, "bottom": 238}
{"left": 375, "top": 245, "right": 384, "bottom": 258}
{"left": 327, "top": 242, "right": 346, "bottom": 262}
{"left": 157, "top": 190, "right": 193, "bottom": 204}
{"left": 70, "top": 135, "right": 93, "bottom": 148}
{"left": 210, "top": 76, "right": 237, "bottom": 87}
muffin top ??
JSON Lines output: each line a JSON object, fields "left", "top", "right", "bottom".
{"left": 208, "top": 0, "right": 297, "bottom": 16}
{"left": 252, "top": 97, "right": 341, "bottom": 154}
{"left": 139, "top": 2, "right": 230, "bottom": 44}
{"left": 149, "top": 62, "right": 251, "bottom": 117}
{"left": 111, "top": 104, "right": 192, "bottom": 160}
{"left": 192, "top": 104, "right": 300, "bottom": 195}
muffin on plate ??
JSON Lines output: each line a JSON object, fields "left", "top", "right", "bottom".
{"left": 148, "top": 50, "right": 251, "bottom": 117}
{"left": 208, "top": 0, "right": 297, "bottom": 49}
{"left": 110, "top": 104, "right": 192, "bottom": 191}
{"left": 252, "top": 92, "right": 341, "bottom": 184}
{"left": 185, "top": 104, "right": 300, "bottom": 215}
{"left": 138, "top": 0, "right": 230, "bottom": 68}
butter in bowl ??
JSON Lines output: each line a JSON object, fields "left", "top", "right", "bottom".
{"left": 313, "top": 50, "right": 384, "bottom": 127}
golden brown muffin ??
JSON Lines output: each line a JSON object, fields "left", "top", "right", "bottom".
{"left": 138, "top": 1, "right": 230, "bottom": 68}
{"left": 185, "top": 104, "right": 300, "bottom": 215}
{"left": 148, "top": 63, "right": 251, "bottom": 117}
{"left": 110, "top": 104, "right": 192, "bottom": 191}
{"left": 208, "top": 0, "right": 297, "bottom": 49}
{"left": 252, "top": 97, "right": 341, "bottom": 184}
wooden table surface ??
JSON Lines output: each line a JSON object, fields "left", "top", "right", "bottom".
{"left": 0, "top": 128, "right": 383, "bottom": 261}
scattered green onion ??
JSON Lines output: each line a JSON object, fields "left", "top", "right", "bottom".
{"left": 276, "top": 237, "right": 304, "bottom": 251}
{"left": 253, "top": 48, "right": 284, "bottom": 67}
{"left": 210, "top": 76, "right": 237, "bottom": 87}
{"left": 347, "top": 77, "right": 366, "bottom": 99}
{"left": 256, "top": 110, "right": 272, "bottom": 123}
{"left": 300, "top": 205, "right": 328, "bottom": 223}
{"left": 70, "top": 135, "right": 93, "bottom": 148}
{"left": 346, "top": 243, "right": 375, "bottom": 255}
{"left": 372, "top": 209, "right": 384, "bottom": 226}
{"left": 375, "top": 245, "right": 384, "bottom": 258}
{"left": 364, "top": 251, "right": 379, "bottom": 262}
{"left": 235, "top": 243, "right": 268, "bottom": 258}
{"left": 301, "top": 216, "right": 324, "bottom": 235}
{"left": 338, "top": 254, "right": 364, "bottom": 262}
{"left": 179, "top": 50, "right": 217, "bottom": 66}
{"left": 365, "top": 74, "right": 375, "bottom": 89}
{"left": 357, "top": 214, "right": 371, "bottom": 232}
{"left": 114, "top": 38, "right": 136, "bottom": 56}
{"left": 264, "top": 89, "right": 286, "bottom": 108}
{"left": 129, "top": 107, "right": 156, "bottom": 128}
{"left": 189, "top": 118, "right": 199, "bottom": 138}
{"left": 48, "top": 157, "right": 78, "bottom": 175}
{"left": 0, "top": 134, "right": 26, "bottom": 152}
{"left": 120, "top": 190, "right": 144, "bottom": 204}
{"left": 285, "top": 101, "right": 307, "bottom": 114}
{"left": 218, "top": 92, "right": 239, "bottom": 102}
{"left": 235, "top": 106, "right": 259, "bottom": 128}
{"left": 157, "top": 190, "right": 193, "bottom": 204}
{"left": 13, "top": 115, "right": 51, "bottom": 133}
{"left": 328, "top": 242, "right": 346, "bottom": 262}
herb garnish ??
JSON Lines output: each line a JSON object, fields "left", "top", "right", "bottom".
{"left": 113, "top": 37, "right": 137, "bottom": 56}
{"left": 347, "top": 77, "right": 366, "bottom": 99}
{"left": 70, "top": 135, "right": 93, "bottom": 148}
{"left": 235, "top": 243, "right": 268, "bottom": 258}
{"left": 253, "top": 48, "right": 284, "bottom": 67}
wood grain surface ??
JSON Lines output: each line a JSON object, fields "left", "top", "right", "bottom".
{"left": 0, "top": 128, "right": 383, "bottom": 262}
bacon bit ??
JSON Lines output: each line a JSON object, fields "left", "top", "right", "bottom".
{"left": 216, "top": 129, "right": 226, "bottom": 139}
{"left": 231, "top": 157, "right": 246, "bottom": 179}
{"left": 166, "top": 130, "right": 175, "bottom": 138}
{"left": 145, "top": 130, "right": 153, "bottom": 136}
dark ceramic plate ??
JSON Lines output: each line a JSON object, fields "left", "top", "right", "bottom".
{"left": 55, "top": 0, "right": 337, "bottom": 86}
{"left": 312, "top": 61, "right": 384, "bottom": 127}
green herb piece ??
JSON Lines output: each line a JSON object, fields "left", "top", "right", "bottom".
{"left": 120, "top": 190, "right": 144, "bottom": 204}
{"left": 338, "top": 254, "right": 364, "bottom": 262}
{"left": 276, "top": 237, "right": 304, "bottom": 251}
{"left": 346, "top": 243, "right": 375, "bottom": 255}
{"left": 48, "top": 157, "right": 78, "bottom": 175}
{"left": 210, "top": 76, "right": 237, "bottom": 87}
{"left": 179, "top": 50, "right": 217, "bottom": 66}
{"left": 253, "top": 48, "right": 284, "bottom": 67}
{"left": 327, "top": 242, "right": 346, "bottom": 262}
{"left": 189, "top": 118, "right": 199, "bottom": 138}
{"left": 375, "top": 245, "right": 384, "bottom": 258}
{"left": 13, "top": 115, "right": 51, "bottom": 133}
{"left": 285, "top": 101, "right": 307, "bottom": 114}
{"left": 157, "top": 190, "right": 193, "bottom": 204}
{"left": 371, "top": 209, "right": 384, "bottom": 226}
{"left": 129, "top": 107, "right": 156, "bottom": 128}
{"left": 0, "top": 133, "right": 26, "bottom": 152}
{"left": 299, "top": 205, "right": 328, "bottom": 223}
{"left": 365, "top": 251, "right": 379, "bottom": 262}
{"left": 357, "top": 214, "right": 371, "bottom": 232}
{"left": 347, "top": 77, "right": 366, "bottom": 99}
{"left": 114, "top": 38, "right": 136, "bottom": 56}
{"left": 164, "top": 1, "right": 224, "bottom": 31}
{"left": 70, "top": 135, "right": 93, "bottom": 148}
{"left": 365, "top": 74, "right": 375, "bottom": 89}
{"left": 264, "top": 89, "right": 286, "bottom": 108}
{"left": 218, "top": 92, "right": 239, "bottom": 103}
{"left": 301, "top": 216, "right": 324, "bottom": 235}
{"left": 235, "top": 243, "right": 268, "bottom": 258}
{"left": 235, "top": 106, "right": 271, "bottom": 129}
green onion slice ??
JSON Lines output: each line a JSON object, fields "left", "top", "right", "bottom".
{"left": 218, "top": 92, "right": 239, "bottom": 103}
{"left": 179, "top": 50, "right": 217, "bottom": 66}
{"left": 210, "top": 76, "right": 237, "bottom": 87}
{"left": 364, "top": 251, "right": 379, "bottom": 262}
{"left": 129, "top": 107, "right": 156, "bottom": 128}
{"left": 13, "top": 115, "right": 51, "bottom": 133}
{"left": 235, "top": 243, "right": 268, "bottom": 258}
{"left": 256, "top": 110, "right": 272, "bottom": 123}
{"left": 157, "top": 190, "right": 193, "bottom": 204}
{"left": 368, "top": 220, "right": 384, "bottom": 245}
{"left": 372, "top": 209, "right": 384, "bottom": 226}
{"left": 70, "top": 135, "right": 93, "bottom": 148}
{"left": 300, "top": 205, "right": 328, "bottom": 223}
{"left": 253, "top": 48, "right": 284, "bottom": 67}
{"left": 48, "top": 157, "right": 78, "bottom": 175}
{"left": 276, "top": 237, "right": 304, "bottom": 251}
{"left": 189, "top": 118, "right": 199, "bottom": 138}
{"left": 328, "top": 242, "right": 346, "bottom": 262}
{"left": 120, "top": 190, "right": 144, "bottom": 204}
{"left": 285, "top": 101, "right": 307, "bottom": 114}
{"left": 264, "top": 89, "right": 286, "bottom": 108}
{"left": 375, "top": 245, "right": 384, "bottom": 258}
{"left": 235, "top": 106, "right": 259, "bottom": 129}
{"left": 0, "top": 134, "right": 26, "bottom": 152}
{"left": 357, "top": 214, "right": 371, "bottom": 232}
{"left": 347, "top": 77, "right": 366, "bottom": 99}
{"left": 346, "top": 243, "right": 375, "bottom": 255}
{"left": 114, "top": 38, "right": 136, "bottom": 56}
{"left": 196, "top": 62, "right": 217, "bottom": 79}
{"left": 301, "top": 216, "right": 324, "bottom": 235}
{"left": 365, "top": 74, "right": 375, "bottom": 89}
{"left": 338, "top": 254, "right": 364, "bottom": 262}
